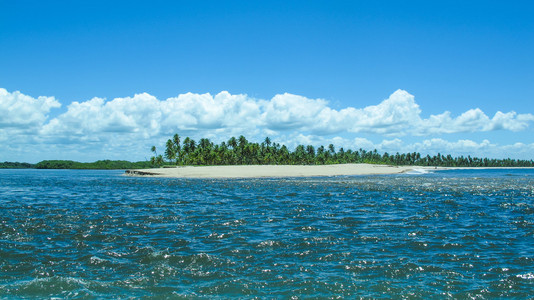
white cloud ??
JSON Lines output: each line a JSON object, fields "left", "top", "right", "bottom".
{"left": 380, "top": 138, "right": 404, "bottom": 150}
{"left": 404, "top": 138, "right": 534, "bottom": 159}
{"left": 261, "top": 90, "right": 534, "bottom": 136}
{"left": 41, "top": 93, "right": 163, "bottom": 141}
{"left": 1, "top": 87, "right": 533, "bottom": 161}
{"left": 303, "top": 136, "right": 534, "bottom": 160}
{"left": 259, "top": 89, "right": 422, "bottom": 135}
{"left": 6, "top": 88, "right": 532, "bottom": 141}
{"left": 262, "top": 93, "right": 327, "bottom": 131}
{"left": 40, "top": 91, "right": 263, "bottom": 144}
{"left": 352, "top": 137, "right": 376, "bottom": 150}
{"left": 414, "top": 138, "right": 494, "bottom": 154}
{"left": 420, "top": 109, "right": 534, "bottom": 135}
{"left": 347, "top": 89, "right": 422, "bottom": 134}
{"left": 486, "top": 111, "right": 534, "bottom": 131}
{"left": 0, "top": 88, "right": 60, "bottom": 129}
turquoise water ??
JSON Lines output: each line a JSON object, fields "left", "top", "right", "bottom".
{"left": 1, "top": 169, "right": 533, "bottom": 298}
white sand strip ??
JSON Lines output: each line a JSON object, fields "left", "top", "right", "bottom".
{"left": 125, "top": 164, "right": 428, "bottom": 178}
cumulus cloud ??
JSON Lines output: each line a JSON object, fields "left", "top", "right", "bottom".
{"left": 404, "top": 138, "right": 534, "bottom": 159}
{"left": 5, "top": 88, "right": 532, "bottom": 141}
{"left": 41, "top": 93, "right": 163, "bottom": 141}
{"left": 413, "top": 138, "right": 494, "bottom": 154}
{"left": 40, "top": 91, "right": 263, "bottom": 143}
{"left": 0, "top": 88, "right": 60, "bottom": 129}
{"left": 347, "top": 89, "right": 422, "bottom": 134}
{"left": 1, "top": 87, "right": 533, "bottom": 161}
{"left": 262, "top": 93, "right": 327, "bottom": 130}
{"left": 253, "top": 89, "right": 422, "bottom": 135}
{"left": 310, "top": 136, "right": 534, "bottom": 160}
{"left": 259, "top": 89, "right": 533, "bottom": 136}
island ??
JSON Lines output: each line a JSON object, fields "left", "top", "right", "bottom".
{"left": 125, "top": 163, "right": 431, "bottom": 178}
{"left": 125, "top": 133, "right": 533, "bottom": 178}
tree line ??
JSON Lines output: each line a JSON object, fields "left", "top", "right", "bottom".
{"left": 0, "top": 161, "right": 34, "bottom": 169}
{"left": 1, "top": 160, "right": 153, "bottom": 169}
{"left": 151, "top": 134, "right": 534, "bottom": 168}
{"left": 35, "top": 160, "right": 152, "bottom": 169}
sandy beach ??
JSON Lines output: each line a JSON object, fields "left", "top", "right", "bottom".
{"left": 125, "top": 164, "right": 431, "bottom": 178}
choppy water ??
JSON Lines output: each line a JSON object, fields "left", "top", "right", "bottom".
{"left": 1, "top": 169, "right": 533, "bottom": 298}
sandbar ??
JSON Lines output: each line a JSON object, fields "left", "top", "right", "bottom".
{"left": 125, "top": 164, "right": 432, "bottom": 178}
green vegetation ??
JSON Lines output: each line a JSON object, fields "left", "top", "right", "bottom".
{"left": 150, "top": 133, "right": 534, "bottom": 168}
{"left": 35, "top": 160, "right": 152, "bottom": 169}
{"left": 0, "top": 161, "right": 35, "bottom": 169}
{"left": 3, "top": 134, "right": 533, "bottom": 170}
{"left": 1, "top": 160, "right": 151, "bottom": 169}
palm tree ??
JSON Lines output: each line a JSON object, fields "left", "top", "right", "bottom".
{"left": 228, "top": 137, "right": 237, "bottom": 149}
{"left": 150, "top": 146, "right": 162, "bottom": 167}
{"left": 151, "top": 133, "right": 534, "bottom": 168}
{"left": 328, "top": 144, "right": 335, "bottom": 154}
{"left": 238, "top": 135, "right": 248, "bottom": 148}
{"left": 293, "top": 145, "right": 306, "bottom": 164}
{"left": 306, "top": 145, "right": 315, "bottom": 164}
{"left": 155, "top": 155, "right": 163, "bottom": 166}
{"left": 264, "top": 137, "right": 271, "bottom": 147}
{"left": 164, "top": 134, "right": 182, "bottom": 165}
{"left": 237, "top": 135, "right": 248, "bottom": 164}
{"left": 165, "top": 139, "right": 176, "bottom": 162}
{"left": 172, "top": 134, "right": 181, "bottom": 164}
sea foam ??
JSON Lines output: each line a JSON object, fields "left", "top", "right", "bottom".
{"left": 405, "top": 168, "right": 433, "bottom": 175}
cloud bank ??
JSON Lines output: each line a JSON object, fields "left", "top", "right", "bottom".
{"left": 1, "top": 87, "right": 533, "bottom": 161}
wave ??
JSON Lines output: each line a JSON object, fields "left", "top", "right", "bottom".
{"left": 404, "top": 168, "right": 434, "bottom": 175}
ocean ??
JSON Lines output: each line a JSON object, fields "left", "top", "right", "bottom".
{"left": 1, "top": 168, "right": 533, "bottom": 298}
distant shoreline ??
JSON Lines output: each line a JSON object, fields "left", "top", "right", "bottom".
{"left": 124, "top": 164, "right": 438, "bottom": 178}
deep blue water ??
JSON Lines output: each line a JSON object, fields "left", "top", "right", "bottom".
{"left": 1, "top": 168, "right": 533, "bottom": 298}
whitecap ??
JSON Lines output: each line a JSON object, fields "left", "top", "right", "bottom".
{"left": 405, "top": 168, "right": 433, "bottom": 175}
{"left": 516, "top": 273, "right": 534, "bottom": 279}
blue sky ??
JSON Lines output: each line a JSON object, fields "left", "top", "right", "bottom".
{"left": 1, "top": 0, "right": 533, "bottom": 162}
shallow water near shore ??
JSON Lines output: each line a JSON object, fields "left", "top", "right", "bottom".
{"left": 1, "top": 168, "right": 533, "bottom": 298}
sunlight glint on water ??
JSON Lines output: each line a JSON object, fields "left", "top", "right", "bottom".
{"left": 0, "top": 169, "right": 533, "bottom": 298}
